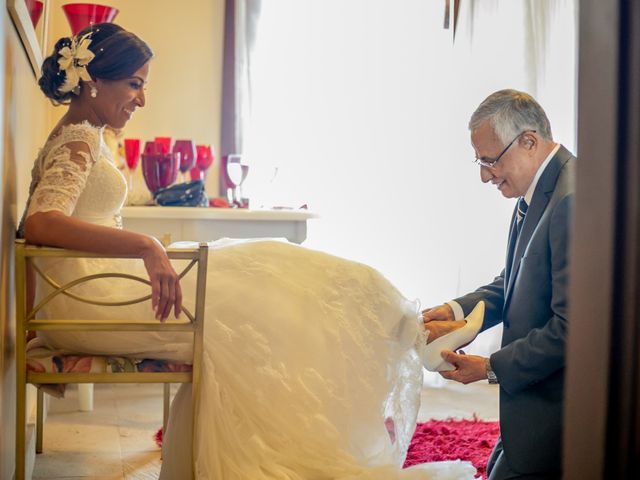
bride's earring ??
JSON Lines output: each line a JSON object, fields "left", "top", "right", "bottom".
{"left": 90, "top": 86, "right": 98, "bottom": 98}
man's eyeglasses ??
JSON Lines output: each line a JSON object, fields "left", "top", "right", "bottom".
{"left": 473, "top": 130, "right": 536, "bottom": 168}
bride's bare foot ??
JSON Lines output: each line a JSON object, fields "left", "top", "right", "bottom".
{"left": 424, "top": 320, "right": 467, "bottom": 344}
{"left": 419, "top": 301, "right": 485, "bottom": 372}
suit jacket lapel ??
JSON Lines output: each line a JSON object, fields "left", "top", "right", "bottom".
{"left": 504, "top": 146, "right": 572, "bottom": 305}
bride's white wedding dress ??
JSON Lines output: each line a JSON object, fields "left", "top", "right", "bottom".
{"left": 22, "top": 123, "right": 476, "bottom": 479}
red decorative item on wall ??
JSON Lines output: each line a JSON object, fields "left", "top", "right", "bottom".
{"left": 62, "top": 3, "right": 119, "bottom": 35}
{"left": 24, "top": 0, "right": 44, "bottom": 28}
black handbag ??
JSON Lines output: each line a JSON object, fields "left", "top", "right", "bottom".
{"left": 154, "top": 180, "right": 208, "bottom": 207}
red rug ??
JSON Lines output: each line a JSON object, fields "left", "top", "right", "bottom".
{"left": 154, "top": 427, "right": 163, "bottom": 448}
{"left": 404, "top": 416, "right": 500, "bottom": 479}
{"left": 155, "top": 417, "right": 500, "bottom": 478}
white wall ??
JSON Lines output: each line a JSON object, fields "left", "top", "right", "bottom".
{"left": 1, "top": 1, "right": 54, "bottom": 475}
{"left": 243, "top": 0, "right": 577, "bottom": 373}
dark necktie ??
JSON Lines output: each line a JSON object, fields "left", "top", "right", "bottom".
{"left": 516, "top": 197, "right": 528, "bottom": 235}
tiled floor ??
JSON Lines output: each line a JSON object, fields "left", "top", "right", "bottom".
{"left": 418, "top": 374, "right": 499, "bottom": 423}
{"left": 33, "top": 378, "right": 499, "bottom": 479}
{"left": 32, "top": 384, "right": 168, "bottom": 480}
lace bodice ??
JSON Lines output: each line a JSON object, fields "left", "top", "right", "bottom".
{"left": 18, "top": 122, "right": 127, "bottom": 235}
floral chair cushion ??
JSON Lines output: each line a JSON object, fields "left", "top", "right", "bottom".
{"left": 26, "top": 337, "right": 192, "bottom": 397}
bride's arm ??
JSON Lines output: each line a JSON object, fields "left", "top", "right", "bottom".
{"left": 25, "top": 211, "right": 182, "bottom": 321}
{"left": 23, "top": 134, "right": 181, "bottom": 321}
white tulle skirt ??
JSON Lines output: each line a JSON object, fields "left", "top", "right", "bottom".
{"left": 35, "top": 239, "right": 476, "bottom": 479}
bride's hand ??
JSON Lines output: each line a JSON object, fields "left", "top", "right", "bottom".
{"left": 141, "top": 237, "right": 182, "bottom": 321}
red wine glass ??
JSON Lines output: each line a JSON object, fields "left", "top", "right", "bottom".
{"left": 173, "top": 140, "right": 196, "bottom": 183}
{"left": 157, "top": 153, "right": 179, "bottom": 189}
{"left": 190, "top": 166, "right": 203, "bottom": 181}
{"left": 142, "top": 141, "right": 179, "bottom": 197}
{"left": 141, "top": 153, "right": 160, "bottom": 195}
{"left": 195, "top": 145, "right": 214, "bottom": 178}
{"left": 124, "top": 138, "right": 141, "bottom": 190}
{"left": 154, "top": 136, "right": 172, "bottom": 155}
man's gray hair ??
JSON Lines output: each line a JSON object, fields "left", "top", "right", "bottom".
{"left": 468, "top": 89, "right": 553, "bottom": 145}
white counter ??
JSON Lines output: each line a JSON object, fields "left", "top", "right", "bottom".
{"left": 121, "top": 206, "right": 317, "bottom": 245}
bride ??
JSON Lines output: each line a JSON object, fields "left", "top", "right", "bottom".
{"left": 21, "top": 23, "right": 476, "bottom": 479}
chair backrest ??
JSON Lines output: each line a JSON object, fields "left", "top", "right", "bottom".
{"left": 14, "top": 239, "right": 208, "bottom": 480}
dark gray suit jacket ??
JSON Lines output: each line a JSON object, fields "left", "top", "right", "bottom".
{"left": 455, "top": 146, "right": 575, "bottom": 475}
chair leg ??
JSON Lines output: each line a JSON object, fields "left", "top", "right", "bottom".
{"left": 36, "top": 388, "right": 44, "bottom": 453}
{"left": 163, "top": 383, "right": 171, "bottom": 433}
{"left": 78, "top": 383, "right": 94, "bottom": 412}
{"left": 16, "top": 377, "right": 26, "bottom": 480}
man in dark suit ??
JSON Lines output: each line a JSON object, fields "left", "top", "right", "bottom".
{"left": 423, "top": 89, "right": 575, "bottom": 479}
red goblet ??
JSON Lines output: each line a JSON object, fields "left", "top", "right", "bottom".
{"left": 195, "top": 145, "right": 214, "bottom": 178}
{"left": 157, "top": 153, "right": 179, "bottom": 189}
{"left": 173, "top": 140, "right": 196, "bottom": 183}
{"left": 124, "top": 138, "right": 141, "bottom": 190}
{"left": 190, "top": 166, "right": 203, "bottom": 181}
{"left": 143, "top": 140, "right": 162, "bottom": 156}
{"left": 141, "top": 141, "right": 179, "bottom": 197}
{"left": 62, "top": 3, "right": 119, "bottom": 35}
{"left": 25, "top": 0, "right": 44, "bottom": 28}
{"left": 154, "top": 136, "right": 172, "bottom": 154}
{"left": 141, "top": 153, "right": 160, "bottom": 195}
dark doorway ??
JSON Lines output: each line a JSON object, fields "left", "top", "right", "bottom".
{"left": 564, "top": 0, "right": 640, "bottom": 478}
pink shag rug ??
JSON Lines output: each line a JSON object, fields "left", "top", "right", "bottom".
{"left": 154, "top": 427, "right": 163, "bottom": 448}
{"left": 155, "top": 416, "right": 500, "bottom": 478}
{"left": 404, "top": 416, "right": 500, "bottom": 479}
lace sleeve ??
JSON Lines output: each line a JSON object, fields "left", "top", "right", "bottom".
{"left": 26, "top": 140, "right": 97, "bottom": 218}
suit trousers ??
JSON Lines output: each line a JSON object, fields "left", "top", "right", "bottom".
{"left": 487, "top": 437, "right": 561, "bottom": 480}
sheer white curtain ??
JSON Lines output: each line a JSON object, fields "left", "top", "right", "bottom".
{"left": 239, "top": 0, "right": 577, "bottom": 385}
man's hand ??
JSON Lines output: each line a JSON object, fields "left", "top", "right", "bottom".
{"left": 439, "top": 350, "right": 487, "bottom": 384}
{"left": 422, "top": 304, "right": 455, "bottom": 322}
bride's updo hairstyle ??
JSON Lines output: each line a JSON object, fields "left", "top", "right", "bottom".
{"left": 39, "top": 23, "right": 153, "bottom": 104}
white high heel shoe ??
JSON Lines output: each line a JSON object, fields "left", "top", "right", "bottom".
{"left": 419, "top": 301, "right": 485, "bottom": 372}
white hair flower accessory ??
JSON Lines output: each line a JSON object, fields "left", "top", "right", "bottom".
{"left": 57, "top": 32, "right": 95, "bottom": 94}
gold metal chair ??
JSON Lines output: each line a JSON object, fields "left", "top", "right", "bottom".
{"left": 14, "top": 239, "right": 208, "bottom": 480}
